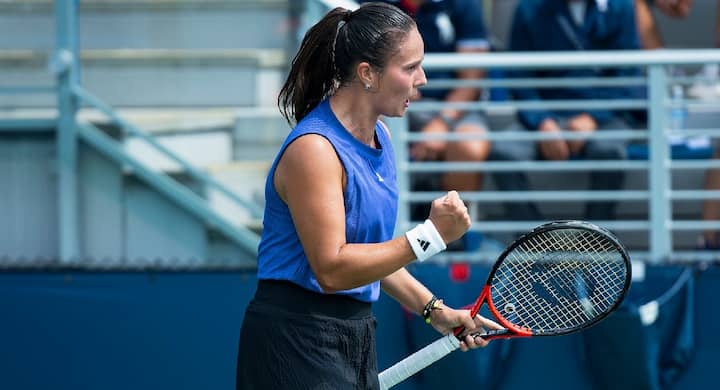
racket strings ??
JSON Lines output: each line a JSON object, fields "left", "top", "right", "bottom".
{"left": 525, "top": 230, "right": 624, "bottom": 327}
{"left": 521, "top": 230, "right": 626, "bottom": 329}
{"left": 491, "top": 228, "right": 627, "bottom": 334}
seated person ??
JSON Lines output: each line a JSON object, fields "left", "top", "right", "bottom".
{"left": 364, "top": 0, "right": 491, "bottom": 227}
{"left": 492, "top": 0, "right": 643, "bottom": 222}
{"left": 700, "top": 148, "right": 720, "bottom": 249}
{"left": 634, "top": 0, "right": 720, "bottom": 246}
{"left": 635, "top": 0, "right": 720, "bottom": 98}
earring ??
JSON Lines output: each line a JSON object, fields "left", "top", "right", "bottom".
{"left": 364, "top": 84, "right": 370, "bottom": 91}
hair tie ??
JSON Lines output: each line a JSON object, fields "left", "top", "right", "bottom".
{"left": 343, "top": 9, "right": 352, "bottom": 22}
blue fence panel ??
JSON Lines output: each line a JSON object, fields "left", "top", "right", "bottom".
{"left": 1, "top": 268, "right": 719, "bottom": 389}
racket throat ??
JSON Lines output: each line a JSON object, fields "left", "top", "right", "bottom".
{"left": 470, "top": 285, "right": 492, "bottom": 317}
{"left": 477, "top": 328, "right": 530, "bottom": 341}
{"left": 454, "top": 285, "right": 494, "bottom": 339}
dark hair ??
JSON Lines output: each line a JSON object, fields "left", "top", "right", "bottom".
{"left": 278, "top": 2, "right": 416, "bottom": 125}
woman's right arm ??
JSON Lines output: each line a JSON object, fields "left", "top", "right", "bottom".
{"left": 274, "top": 134, "right": 469, "bottom": 293}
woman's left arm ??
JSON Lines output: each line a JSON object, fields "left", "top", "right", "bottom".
{"left": 381, "top": 269, "right": 500, "bottom": 351}
{"left": 380, "top": 267, "right": 433, "bottom": 316}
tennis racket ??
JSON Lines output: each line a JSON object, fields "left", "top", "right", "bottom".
{"left": 379, "top": 220, "right": 631, "bottom": 389}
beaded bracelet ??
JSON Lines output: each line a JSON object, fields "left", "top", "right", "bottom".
{"left": 422, "top": 295, "right": 443, "bottom": 324}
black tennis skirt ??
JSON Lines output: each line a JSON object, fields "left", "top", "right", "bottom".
{"left": 236, "top": 280, "right": 379, "bottom": 390}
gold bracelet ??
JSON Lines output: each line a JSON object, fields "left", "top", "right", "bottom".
{"left": 422, "top": 296, "right": 443, "bottom": 324}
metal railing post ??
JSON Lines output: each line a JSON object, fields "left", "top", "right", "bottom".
{"left": 385, "top": 116, "right": 411, "bottom": 235}
{"left": 647, "top": 65, "right": 672, "bottom": 263}
{"left": 54, "top": 0, "right": 80, "bottom": 263}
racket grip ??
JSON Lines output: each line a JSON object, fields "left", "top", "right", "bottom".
{"left": 378, "top": 333, "right": 461, "bottom": 390}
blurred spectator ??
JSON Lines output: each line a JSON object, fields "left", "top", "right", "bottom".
{"left": 363, "top": 0, "right": 491, "bottom": 227}
{"left": 491, "top": 0, "right": 642, "bottom": 222}
{"left": 699, "top": 149, "right": 720, "bottom": 249}
{"left": 634, "top": 0, "right": 720, "bottom": 246}
{"left": 635, "top": 0, "right": 720, "bottom": 99}
{"left": 635, "top": 0, "right": 719, "bottom": 49}
{"left": 635, "top": 0, "right": 693, "bottom": 49}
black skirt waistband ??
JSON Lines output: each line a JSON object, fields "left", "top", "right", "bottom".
{"left": 253, "top": 279, "right": 372, "bottom": 320}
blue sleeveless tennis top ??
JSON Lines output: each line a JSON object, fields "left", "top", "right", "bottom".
{"left": 256, "top": 99, "right": 398, "bottom": 302}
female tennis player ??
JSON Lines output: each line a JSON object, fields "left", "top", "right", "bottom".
{"left": 236, "top": 3, "right": 500, "bottom": 389}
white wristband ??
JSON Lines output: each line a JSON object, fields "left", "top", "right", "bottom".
{"left": 405, "top": 219, "right": 447, "bottom": 262}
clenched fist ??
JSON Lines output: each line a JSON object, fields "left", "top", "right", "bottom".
{"left": 428, "top": 190, "right": 471, "bottom": 244}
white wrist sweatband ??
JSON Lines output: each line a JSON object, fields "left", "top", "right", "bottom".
{"left": 405, "top": 219, "right": 447, "bottom": 262}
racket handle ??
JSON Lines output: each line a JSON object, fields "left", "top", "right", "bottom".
{"left": 378, "top": 333, "right": 460, "bottom": 390}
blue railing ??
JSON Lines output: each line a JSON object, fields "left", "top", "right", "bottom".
{"left": 385, "top": 49, "right": 720, "bottom": 264}
{"left": 47, "top": 0, "right": 720, "bottom": 265}
{"left": 53, "top": 0, "right": 261, "bottom": 262}
{"left": 71, "top": 85, "right": 263, "bottom": 219}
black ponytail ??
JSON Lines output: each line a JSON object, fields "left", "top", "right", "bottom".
{"left": 278, "top": 2, "right": 415, "bottom": 126}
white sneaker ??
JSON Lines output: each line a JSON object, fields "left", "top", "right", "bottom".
{"left": 688, "top": 83, "right": 720, "bottom": 100}
{"left": 688, "top": 64, "right": 720, "bottom": 101}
